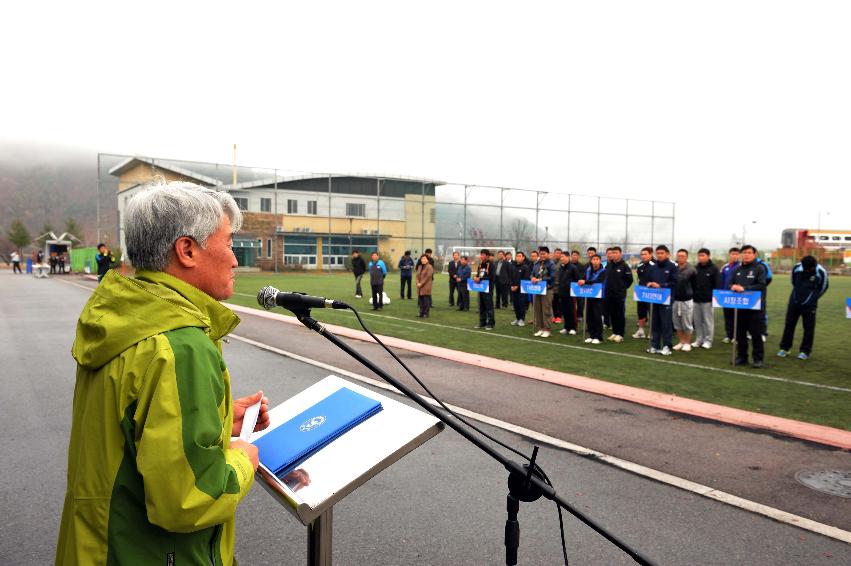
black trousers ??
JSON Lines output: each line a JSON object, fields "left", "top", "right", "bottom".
{"left": 552, "top": 293, "right": 562, "bottom": 319}
{"left": 496, "top": 283, "right": 510, "bottom": 308}
{"left": 780, "top": 303, "right": 817, "bottom": 355}
{"left": 457, "top": 284, "right": 470, "bottom": 310}
{"left": 418, "top": 295, "right": 431, "bottom": 316}
{"left": 651, "top": 304, "right": 673, "bottom": 349}
{"left": 371, "top": 284, "right": 384, "bottom": 309}
{"left": 586, "top": 299, "right": 604, "bottom": 340}
{"left": 723, "top": 308, "right": 735, "bottom": 339}
{"left": 12, "top": 262, "right": 22, "bottom": 273}
{"left": 576, "top": 298, "right": 585, "bottom": 320}
{"left": 479, "top": 290, "right": 495, "bottom": 326}
{"left": 736, "top": 310, "right": 764, "bottom": 362}
{"left": 400, "top": 276, "right": 412, "bottom": 299}
{"left": 604, "top": 295, "right": 626, "bottom": 337}
{"left": 558, "top": 293, "right": 576, "bottom": 330}
{"left": 449, "top": 278, "right": 457, "bottom": 306}
{"left": 512, "top": 289, "right": 527, "bottom": 321}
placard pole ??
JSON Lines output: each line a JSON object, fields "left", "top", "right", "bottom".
{"left": 307, "top": 507, "right": 333, "bottom": 566}
{"left": 731, "top": 309, "right": 739, "bottom": 366}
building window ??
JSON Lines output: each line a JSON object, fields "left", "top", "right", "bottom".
{"left": 266, "top": 239, "right": 272, "bottom": 257}
{"left": 346, "top": 203, "right": 366, "bottom": 217}
{"left": 429, "top": 208, "right": 436, "bottom": 223}
{"left": 261, "top": 198, "right": 272, "bottom": 212}
{"left": 234, "top": 197, "right": 248, "bottom": 211}
{"left": 307, "top": 200, "right": 318, "bottom": 215}
{"left": 287, "top": 199, "right": 298, "bottom": 214}
{"left": 257, "top": 239, "right": 263, "bottom": 258}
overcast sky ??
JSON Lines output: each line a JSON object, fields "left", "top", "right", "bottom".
{"left": 2, "top": 1, "right": 849, "bottom": 249}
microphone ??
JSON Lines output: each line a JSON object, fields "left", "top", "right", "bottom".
{"left": 257, "top": 286, "right": 349, "bottom": 311}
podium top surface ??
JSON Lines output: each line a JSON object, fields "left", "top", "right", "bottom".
{"left": 252, "top": 375, "right": 443, "bottom": 525}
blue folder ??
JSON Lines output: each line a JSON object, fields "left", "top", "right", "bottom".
{"left": 253, "top": 387, "right": 383, "bottom": 477}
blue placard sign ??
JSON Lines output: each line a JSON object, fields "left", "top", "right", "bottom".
{"left": 467, "top": 279, "right": 490, "bottom": 293}
{"left": 570, "top": 282, "right": 604, "bottom": 299}
{"left": 846, "top": 298, "right": 851, "bottom": 319}
{"left": 520, "top": 280, "right": 546, "bottom": 295}
{"left": 632, "top": 286, "right": 671, "bottom": 306}
{"left": 712, "top": 290, "right": 762, "bottom": 310}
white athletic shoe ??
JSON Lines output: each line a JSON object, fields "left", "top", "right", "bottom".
{"left": 591, "top": 339, "right": 601, "bottom": 345}
{"left": 355, "top": 294, "right": 363, "bottom": 299}
{"left": 691, "top": 341, "right": 701, "bottom": 348}
{"left": 510, "top": 319, "right": 518, "bottom": 326}
{"left": 540, "top": 331, "right": 551, "bottom": 338}
{"left": 701, "top": 342, "right": 712, "bottom": 349}
{"left": 722, "top": 337, "right": 731, "bottom": 344}
{"left": 533, "top": 330, "right": 544, "bottom": 337}
{"left": 584, "top": 337, "right": 593, "bottom": 344}
{"left": 612, "top": 335, "right": 624, "bottom": 343}
{"left": 569, "top": 329, "right": 576, "bottom": 335}
{"left": 682, "top": 344, "right": 692, "bottom": 352}
{"left": 606, "top": 334, "right": 616, "bottom": 341}
{"left": 673, "top": 343, "right": 684, "bottom": 351}
{"left": 646, "top": 347, "right": 659, "bottom": 354}
{"left": 517, "top": 320, "right": 525, "bottom": 327}
{"left": 632, "top": 329, "right": 646, "bottom": 339}
{"left": 559, "top": 329, "right": 568, "bottom": 335}
{"left": 660, "top": 346, "right": 673, "bottom": 356}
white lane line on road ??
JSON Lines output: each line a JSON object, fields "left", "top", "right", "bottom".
{"left": 228, "top": 332, "right": 851, "bottom": 546}
{"left": 265, "top": 303, "right": 851, "bottom": 394}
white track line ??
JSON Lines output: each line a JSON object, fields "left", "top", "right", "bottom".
{"left": 230, "top": 295, "right": 851, "bottom": 394}
{"left": 228, "top": 332, "right": 851, "bottom": 545}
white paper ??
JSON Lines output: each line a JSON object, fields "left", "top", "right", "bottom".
{"left": 239, "top": 400, "right": 262, "bottom": 442}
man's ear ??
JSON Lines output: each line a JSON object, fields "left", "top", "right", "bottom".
{"left": 172, "top": 236, "right": 198, "bottom": 268}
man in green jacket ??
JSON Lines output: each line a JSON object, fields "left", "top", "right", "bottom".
{"left": 56, "top": 182, "right": 270, "bottom": 565}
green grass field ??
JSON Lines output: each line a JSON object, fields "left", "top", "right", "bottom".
{"left": 228, "top": 271, "right": 851, "bottom": 431}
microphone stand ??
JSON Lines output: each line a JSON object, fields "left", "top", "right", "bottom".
{"left": 289, "top": 307, "right": 656, "bottom": 566}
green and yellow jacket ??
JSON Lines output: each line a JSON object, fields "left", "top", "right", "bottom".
{"left": 56, "top": 270, "right": 254, "bottom": 565}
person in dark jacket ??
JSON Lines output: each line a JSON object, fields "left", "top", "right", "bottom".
{"left": 692, "top": 248, "right": 721, "bottom": 349}
{"left": 551, "top": 248, "right": 564, "bottom": 323}
{"left": 603, "top": 246, "right": 633, "bottom": 342}
{"left": 645, "top": 245, "right": 678, "bottom": 355}
{"left": 398, "top": 251, "right": 414, "bottom": 300}
{"left": 494, "top": 250, "right": 513, "bottom": 309}
{"left": 351, "top": 250, "right": 367, "bottom": 298}
{"left": 556, "top": 253, "right": 579, "bottom": 335}
{"left": 730, "top": 245, "right": 768, "bottom": 368}
{"left": 447, "top": 251, "right": 461, "bottom": 306}
{"left": 633, "top": 246, "right": 655, "bottom": 339}
{"left": 778, "top": 255, "right": 829, "bottom": 360}
{"left": 509, "top": 251, "right": 531, "bottom": 326}
{"left": 455, "top": 255, "right": 471, "bottom": 311}
{"left": 95, "top": 243, "right": 115, "bottom": 282}
{"left": 672, "top": 249, "right": 697, "bottom": 352}
{"left": 531, "top": 246, "right": 556, "bottom": 337}
{"left": 570, "top": 250, "right": 584, "bottom": 324}
{"left": 473, "top": 249, "right": 495, "bottom": 329}
{"left": 578, "top": 255, "right": 607, "bottom": 343}
{"left": 367, "top": 252, "right": 387, "bottom": 310}
{"left": 719, "top": 247, "right": 740, "bottom": 343}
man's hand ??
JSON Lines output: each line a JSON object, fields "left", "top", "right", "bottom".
{"left": 231, "top": 439, "right": 259, "bottom": 470}
{"left": 647, "top": 282, "right": 660, "bottom": 288}
{"left": 232, "top": 391, "right": 270, "bottom": 437}
{"left": 531, "top": 277, "right": 539, "bottom": 284}
{"left": 731, "top": 284, "right": 744, "bottom": 292}
{"left": 577, "top": 279, "right": 585, "bottom": 286}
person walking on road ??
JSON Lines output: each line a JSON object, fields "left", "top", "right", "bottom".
{"left": 351, "top": 249, "right": 367, "bottom": 298}
{"left": 56, "top": 181, "right": 269, "bottom": 565}
{"left": 95, "top": 244, "right": 115, "bottom": 283}
{"left": 778, "top": 255, "right": 829, "bottom": 360}
{"left": 11, "top": 250, "right": 22, "bottom": 273}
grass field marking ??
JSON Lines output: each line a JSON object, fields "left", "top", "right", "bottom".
{"left": 227, "top": 333, "right": 851, "bottom": 546}
{"left": 277, "top": 304, "right": 851, "bottom": 394}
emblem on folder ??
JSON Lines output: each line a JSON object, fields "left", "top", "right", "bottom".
{"left": 300, "top": 416, "right": 326, "bottom": 432}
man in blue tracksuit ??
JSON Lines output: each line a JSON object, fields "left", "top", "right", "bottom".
{"left": 756, "top": 255, "right": 773, "bottom": 341}
{"left": 578, "top": 254, "right": 607, "bottom": 343}
{"left": 455, "top": 256, "right": 472, "bottom": 311}
{"left": 720, "top": 247, "right": 740, "bottom": 342}
{"left": 778, "top": 255, "right": 829, "bottom": 360}
{"left": 645, "top": 245, "right": 678, "bottom": 355}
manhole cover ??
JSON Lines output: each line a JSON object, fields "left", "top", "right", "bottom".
{"left": 794, "top": 470, "right": 851, "bottom": 498}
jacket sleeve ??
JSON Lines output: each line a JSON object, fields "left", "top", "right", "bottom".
{"left": 623, "top": 266, "right": 634, "bottom": 289}
{"left": 135, "top": 333, "right": 254, "bottom": 533}
{"left": 713, "top": 265, "right": 721, "bottom": 289}
{"left": 743, "top": 265, "right": 767, "bottom": 292}
{"left": 818, "top": 266, "right": 829, "bottom": 298}
{"left": 664, "top": 267, "right": 678, "bottom": 289}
